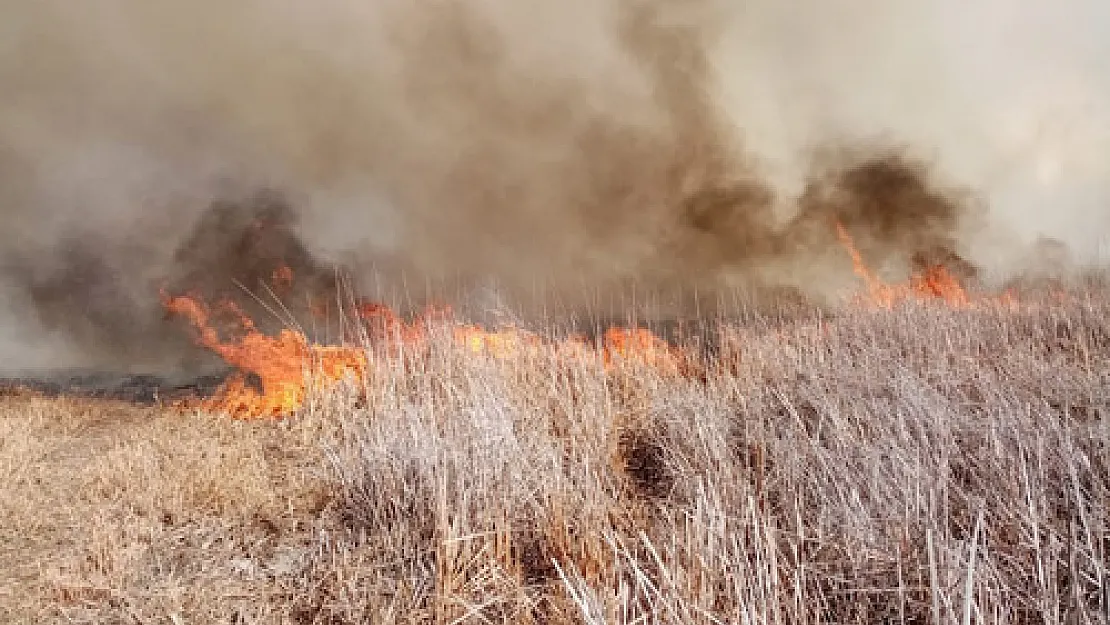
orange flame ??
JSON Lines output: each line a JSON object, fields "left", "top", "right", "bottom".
{"left": 452, "top": 325, "right": 543, "bottom": 359}
{"left": 271, "top": 265, "right": 294, "bottom": 293}
{"left": 601, "top": 327, "right": 678, "bottom": 370}
{"left": 163, "top": 286, "right": 682, "bottom": 419}
{"left": 162, "top": 291, "right": 368, "bottom": 418}
{"left": 173, "top": 218, "right": 1019, "bottom": 418}
{"left": 163, "top": 223, "right": 1013, "bottom": 418}
{"left": 910, "top": 265, "right": 970, "bottom": 306}
{"left": 835, "top": 222, "right": 971, "bottom": 307}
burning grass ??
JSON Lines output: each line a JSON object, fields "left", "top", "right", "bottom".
{"left": 157, "top": 223, "right": 1006, "bottom": 420}
{"left": 2, "top": 280, "right": 1108, "bottom": 624}
{"left": 160, "top": 287, "right": 689, "bottom": 419}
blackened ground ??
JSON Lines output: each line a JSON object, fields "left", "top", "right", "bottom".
{"left": 0, "top": 369, "right": 232, "bottom": 406}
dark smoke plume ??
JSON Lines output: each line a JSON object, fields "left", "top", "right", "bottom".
{"left": 0, "top": 0, "right": 1106, "bottom": 372}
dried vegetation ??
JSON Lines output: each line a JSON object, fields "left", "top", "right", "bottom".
{"left": 1, "top": 283, "right": 1108, "bottom": 624}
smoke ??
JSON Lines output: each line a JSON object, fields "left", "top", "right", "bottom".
{"left": 0, "top": 0, "right": 1108, "bottom": 371}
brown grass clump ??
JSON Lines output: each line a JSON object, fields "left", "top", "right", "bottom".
{"left": 2, "top": 285, "right": 1108, "bottom": 624}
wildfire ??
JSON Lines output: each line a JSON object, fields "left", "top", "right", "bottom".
{"left": 163, "top": 284, "right": 681, "bottom": 419}
{"left": 911, "top": 265, "right": 970, "bottom": 305}
{"left": 162, "top": 291, "right": 368, "bottom": 418}
{"left": 271, "top": 264, "right": 294, "bottom": 293}
{"left": 835, "top": 223, "right": 971, "bottom": 307}
{"left": 601, "top": 327, "right": 678, "bottom": 370}
{"left": 452, "top": 325, "right": 544, "bottom": 359}
{"left": 161, "top": 226, "right": 996, "bottom": 418}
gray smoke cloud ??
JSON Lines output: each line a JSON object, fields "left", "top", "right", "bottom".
{"left": 1, "top": 0, "right": 1108, "bottom": 372}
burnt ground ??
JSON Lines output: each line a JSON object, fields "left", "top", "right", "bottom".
{"left": 0, "top": 370, "right": 232, "bottom": 406}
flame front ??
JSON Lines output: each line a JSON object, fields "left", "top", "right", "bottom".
{"left": 162, "top": 290, "right": 682, "bottom": 419}
{"left": 163, "top": 226, "right": 998, "bottom": 418}
{"left": 835, "top": 222, "right": 973, "bottom": 307}
{"left": 163, "top": 291, "right": 368, "bottom": 418}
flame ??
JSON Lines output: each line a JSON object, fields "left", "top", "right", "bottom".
{"left": 835, "top": 223, "right": 901, "bottom": 306}
{"left": 601, "top": 327, "right": 678, "bottom": 369}
{"left": 910, "top": 265, "right": 970, "bottom": 306}
{"left": 163, "top": 286, "right": 681, "bottom": 418}
{"left": 452, "top": 325, "right": 543, "bottom": 358}
{"left": 162, "top": 291, "right": 368, "bottom": 418}
{"left": 835, "top": 222, "right": 972, "bottom": 307}
{"left": 271, "top": 265, "right": 294, "bottom": 293}
{"left": 163, "top": 224, "right": 1000, "bottom": 418}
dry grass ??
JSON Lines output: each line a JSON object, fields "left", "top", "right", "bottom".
{"left": 2, "top": 285, "right": 1108, "bottom": 624}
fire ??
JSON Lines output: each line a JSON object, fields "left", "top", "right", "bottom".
{"left": 452, "top": 325, "right": 543, "bottom": 359}
{"left": 601, "top": 327, "right": 678, "bottom": 369}
{"left": 911, "top": 265, "right": 970, "bottom": 305}
{"left": 271, "top": 265, "right": 294, "bottom": 293}
{"left": 163, "top": 288, "right": 681, "bottom": 419}
{"left": 835, "top": 223, "right": 902, "bottom": 306}
{"left": 162, "top": 291, "right": 367, "bottom": 418}
{"left": 835, "top": 223, "right": 971, "bottom": 307}
{"left": 162, "top": 225, "right": 988, "bottom": 419}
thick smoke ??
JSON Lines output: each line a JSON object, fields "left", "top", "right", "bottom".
{"left": 0, "top": 0, "right": 1108, "bottom": 371}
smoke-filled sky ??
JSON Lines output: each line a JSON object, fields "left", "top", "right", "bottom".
{"left": 1, "top": 0, "right": 1108, "bottom": 371}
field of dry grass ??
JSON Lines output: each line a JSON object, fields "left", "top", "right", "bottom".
{"left": 1, "top": 284, "right": 1108, "bottom": 624}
